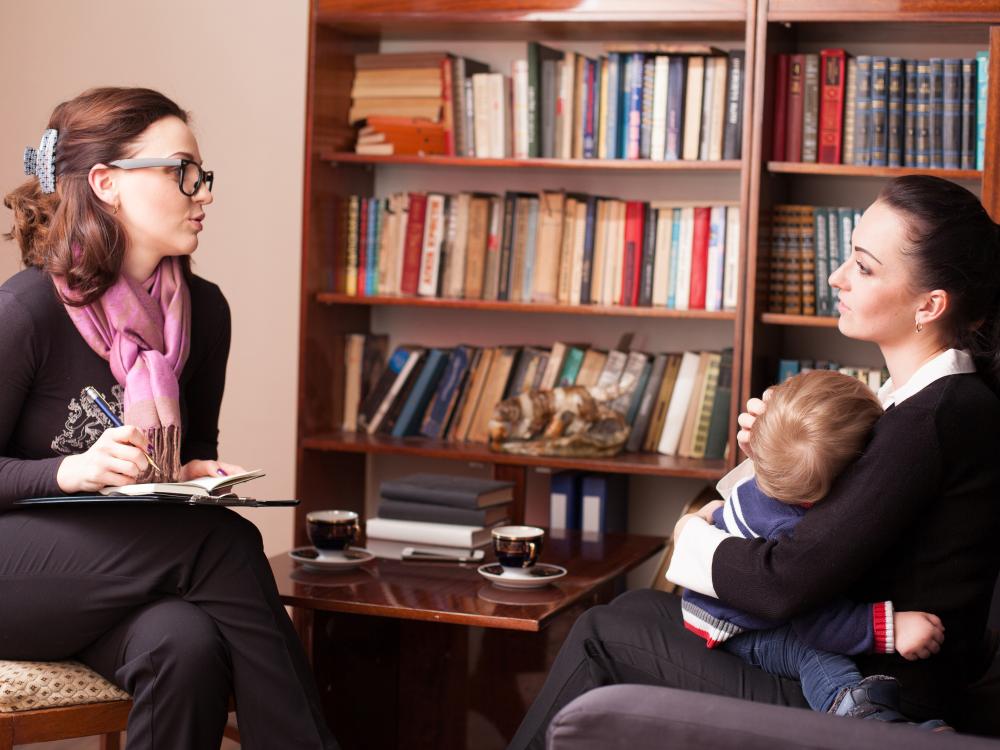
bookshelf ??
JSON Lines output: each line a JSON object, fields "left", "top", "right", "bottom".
{"left": 297, "top": 0, "right": 758, "bottom": 547}
{"left": 740, "top": 2, "right": 1000, "bottom": 403}
{"left": 298, "top": 1, "right": 1000, "bottom": 547}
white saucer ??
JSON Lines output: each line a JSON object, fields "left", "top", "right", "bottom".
{"left": 477, "top": 562, "right": 567, "bottom": 589}
{"left": 289, "top": 546, "right": 375, "bottom": 571}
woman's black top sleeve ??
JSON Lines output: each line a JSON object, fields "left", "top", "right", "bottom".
{"left": 0, "top": 267, "right": 231, "bottom": 509}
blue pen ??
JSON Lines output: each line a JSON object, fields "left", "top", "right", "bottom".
{"left": 84, "top": 386, "right": 163, "bottom": 475}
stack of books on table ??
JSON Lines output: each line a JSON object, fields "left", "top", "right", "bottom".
{"left": 365, "top": 473, "right": 515, "bottom": 559}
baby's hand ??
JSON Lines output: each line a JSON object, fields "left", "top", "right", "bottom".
{"left": 696, "top": 500, "right": 724, "bottom": 525}
{"left": 894, "top": 611, "right": 944, "bottom": 661}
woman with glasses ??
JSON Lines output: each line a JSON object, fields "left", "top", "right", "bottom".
{"left": 0, "top": 87, "right": 338, "bottom": 749}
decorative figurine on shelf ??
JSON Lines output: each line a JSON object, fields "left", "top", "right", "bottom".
{"left": 487, "top": 385, "right": 630, "bottom": 457}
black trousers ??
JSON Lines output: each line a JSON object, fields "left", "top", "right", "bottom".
{"left": 507, "top": 588, "right": 809, "bottom": 750}
{"left": 0, "top": 504, "right": 338, "bottom": 750}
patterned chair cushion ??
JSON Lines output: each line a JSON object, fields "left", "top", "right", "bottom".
{"left": 0, "top": 660, "right": 129, "bottom": 713}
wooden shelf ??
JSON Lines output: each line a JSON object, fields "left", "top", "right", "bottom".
{"left": 316, "top": 293, "right": 738, "bottom": 320}
{"left": 768, "top": 1, "right": 1000, "bottom": 23}
{"left": 767, "top": 162, "right": 982, "bottom": 181}
{"left": 322, "top": 152, "right": 743, "bottom": 172}
{"left": 316, "top": 1, "right": 748, "bottom": 39}
{"left": 761, "top": 313, "right": 841, "bottom": 328}
{"left": 302, "top": 432, "right": 728, "bottom": 480}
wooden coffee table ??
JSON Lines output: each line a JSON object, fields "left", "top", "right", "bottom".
{"left": 270, "top": 530, "right": 664, "bottom": 750}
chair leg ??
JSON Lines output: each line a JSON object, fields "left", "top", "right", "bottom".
{"left": 0, "top": 717, "right": 12, "bottom": 750}
{"left": 100, "top": 731, "right": 122, "bottom": 750}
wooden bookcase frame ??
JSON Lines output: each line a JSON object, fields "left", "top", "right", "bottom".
{"left": 292, "top": 0, "right": 1000, "bottom": 545}
{"left": 739, "top": 0, "right": 1000, "bottom": 405}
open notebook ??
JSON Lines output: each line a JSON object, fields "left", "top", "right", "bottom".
{"left": 14, "top": 469, "right": 298, "bottom": 508}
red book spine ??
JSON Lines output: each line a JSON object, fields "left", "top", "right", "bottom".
{"left": 772, "top": 54, "right": 790, "bottom": 161}
{"left": 818, "top": 49, "right": 846, "bottom": 164}
{"left": 357, "top": 197, "right": 369, "bottom": 296}
{"left": 689, "top": 207, "right": 711, "bottom": 310}
{"left": 441, "top": 57, "right": 456, "bottom": 156}
{"left": 620, "top": 201, "right": 645, "bottom": 306}
{"left": 400, "top": 193, "right": 428, "bottom": 295}
{"left": 785, "top": 54, "right": 806, "bottom": 162}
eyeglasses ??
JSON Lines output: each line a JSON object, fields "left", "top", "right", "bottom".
{"left": 107, "top": 158, "right": 214, "bottom": 197}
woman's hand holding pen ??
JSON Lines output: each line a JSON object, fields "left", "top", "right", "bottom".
{"left": 179, "top": 459, "right": 247, "bottom": 481}
{"left": 56, "top": 425, "right": 151, "bottom": 493}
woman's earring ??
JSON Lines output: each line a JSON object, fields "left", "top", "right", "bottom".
{"left": 915, "top": 319, "right": 923, "bottom": 333}
{"left": 113, "top": 203, "right": 119, "bottom": 215}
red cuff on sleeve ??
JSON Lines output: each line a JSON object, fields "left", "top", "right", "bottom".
{"left": 872, "top": 601, "right": 895, "bottom": 654}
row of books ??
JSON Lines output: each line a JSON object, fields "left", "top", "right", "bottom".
{"left": 335, "top": 192, "right": 741, "bottom": 312}
{"left": 365, "top": 473, "right": 514, "bottom": 558}
{"left": 777, "top": 359, "right": 889, "bottom": 392}
{"left": 774, "top": 50, "right": 990, "bottom": 169}
{"left": 349, "top": 46, "right": 745, "bottom": 161}
{"left": 342, "top": 336, "right": 734, "bottom": 461}
{"left": 766, "top": 203, "right": 861, "bottom": 317}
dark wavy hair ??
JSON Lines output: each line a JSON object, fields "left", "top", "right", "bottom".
{"left": 878, "top": 175, "right": 1000, "bottom": 391}
{"left": 4, "top": 87, "right": 190, "bottom": 305}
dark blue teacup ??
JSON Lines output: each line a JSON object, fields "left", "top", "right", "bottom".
{"left": 306, "top": 510, "right": 359, "bottom": 557}
{"left": 492, "top": 525, "right": 545, "bottom": 569}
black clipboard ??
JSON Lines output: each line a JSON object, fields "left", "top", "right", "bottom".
{"left": 13, "top": 494, "right": 299, "bottom": 508}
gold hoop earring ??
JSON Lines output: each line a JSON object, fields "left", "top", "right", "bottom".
{"left": 113, "top": 203, "right": 119, "bottom": 215}
{"left": 915, "top": 320, "right": 923, "bottom": 333}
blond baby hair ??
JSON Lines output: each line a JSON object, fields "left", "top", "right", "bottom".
{"left": 750, "top": 369, "right": 883, "bottom": 505}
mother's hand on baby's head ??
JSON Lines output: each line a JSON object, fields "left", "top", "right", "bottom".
{"left": 736, "top": 388, "right": 773, "bottom": 460}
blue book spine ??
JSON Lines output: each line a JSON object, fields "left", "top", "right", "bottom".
{"left": 853, "top": 56, "right": 872, "bottom": 166}
{"left": 887, "top": 57, "right": 904, "bottom": 167}
{"left": 916, "top": 59, "right": 932, "bottom": 168}
{"left": 549, "top": 471, "right": 582, "bottom": 531}
{"left": 869, "top": 57, "right": 889, "bottom": 167}
{"left": 605, "top": 53, "right": 621, "bottom": 159}
{"left": 961, "top": 58, "right": 977, "bottom": 170}
{"left": 665, "top": 56, "right": 687, "bottom": 161}
{"left": 942, "top": 58, "right": 962, "bottom": 169}
{"left": 582, "top": 58, "right": 598, "bottom": 158}
{"left": 580, "top": 474, "right": 628, "bottom": 534}
{"left": 977, "top": 51, "right": 989, "bottom": 171}
{"left": 837, "top": 208, "right": 854, "bottom": 268}
{"left": 667, "top": 207, "right": 682, "bottom": 309}
{"left": 827, "top": 208, "right": 840, "bottom": 314}
{"left": 579, "top": 196, "right": 598, "bottom": 304}
{"left": 626, "top": 53, "right": 645, "bottom": 159}
{"left": 930, "top": 58, "right": 945, "bottom": 168}
{"left": 419, "top": 347, "right": 470, "bottom": 438}
{"left": 814, "top": 207, "right": 829, "bottom": 317}
{"left": 392, "top": 348, "right": 449, "bottom": 437}
{"left": 522, "top": 199, "right": 540, "bottom": 302}
{"left": 904, "top": 60, "right": 918, "bottom": 167}
{"left": 618, "top": 54, "right": 633, "bottom": 158}
{"left": 777, "top": 359, "right": 801, "bottom": 384}
{"left": 366, "top": 198, "right": 379, "bottom": 296}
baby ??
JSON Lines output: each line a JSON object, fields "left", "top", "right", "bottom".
{"left": 674, "top": 369, "right": 948, "bottom": 728}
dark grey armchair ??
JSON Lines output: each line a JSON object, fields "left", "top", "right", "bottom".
{"left": 547, "top": 579, "right": 1000, "bottom": 749}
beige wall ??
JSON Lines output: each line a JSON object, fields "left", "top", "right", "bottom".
{"left": 0, "top": 0, "right": 309, "bottom": 557}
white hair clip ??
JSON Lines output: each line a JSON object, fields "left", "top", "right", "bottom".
{"left": 23, "top": 128, "right": 58, "bottom": 194}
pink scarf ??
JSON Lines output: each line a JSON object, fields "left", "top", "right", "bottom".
{"left": 54, "top": 257, "right": 191, "bottom": 481}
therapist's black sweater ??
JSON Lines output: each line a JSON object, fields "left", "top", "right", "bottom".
{"left": 713, "top": 372, "right": 1000, "bottom": 720}
{"left": 0, "top": 266, "right": 230, "bottom": 508}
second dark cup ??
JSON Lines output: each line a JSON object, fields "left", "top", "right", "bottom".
{"left": 492, "top": 525, "right": 545, "bottom": 569}
{"left": 306, "top": 510, "right": 359, "bottom": 557}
